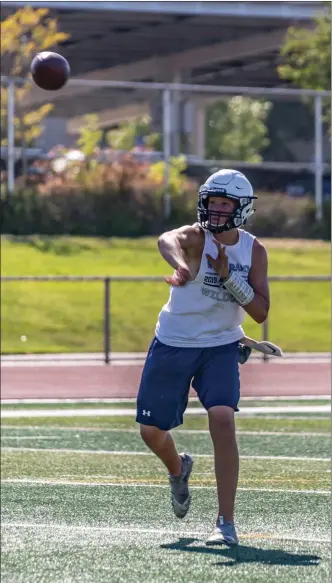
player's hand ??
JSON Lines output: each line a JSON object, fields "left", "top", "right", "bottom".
{"left": 206, "top": 239, "right": 229, "bottom": 280}
{"left": 165, "top": 265, "right": 192, "bottom": 287}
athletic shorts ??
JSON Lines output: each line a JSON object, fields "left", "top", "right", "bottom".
{"left": 136, "top": 337, "right": 240, "bottom": 431}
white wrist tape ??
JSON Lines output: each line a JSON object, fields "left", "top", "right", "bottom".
{"left": 222, "top": 271, "right": 255, "bottom": 306}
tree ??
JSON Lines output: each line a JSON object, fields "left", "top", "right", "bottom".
{"left": 148, "top": 156, "right": 188, "bottom": 194}
{"left": 278, "top": 4, "right": 331, "bottom": 125}
{"left": 1, "top": 6, "right": 69, "bottom": 146}
{"left": 106, "top": 115, "right": 161, "bottom": 151}
{"left": 76, "top": 114, "right": 103, "bottom": 158}
{"left": 105, "top": 115, "right": 187, "bottom": 192}
{"left": 205, "top": 96, "right": 272, "bottom": 162}
{"left": 106, "top": 101, "right": 271, "bottom": 163}
{"left": 278, "top": 6, "right": 331, "bottom": 92}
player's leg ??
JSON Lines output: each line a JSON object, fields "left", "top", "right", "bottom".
{"left": 208, "top": 405, "right": 239, "bottom": 522}
{"left": 193, "top": 341, "right": 240, "bottom": 545}
{"left": 136, "top": 338, "right": 195, "bottom": 517}
{"left": 139, "top": 425, "right": 182, "bottom": 476}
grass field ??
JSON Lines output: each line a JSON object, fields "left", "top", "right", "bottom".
{"left": 1, "top": 399, "right": 330, "bottom": 583}
{"left": 1, "top": 235, "right": 330, "bottom": 353}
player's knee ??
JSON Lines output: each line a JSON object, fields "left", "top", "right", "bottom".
{"left": 140, "top": 424, "right": 166, "bottom": 447}
{"left": 208, "top": 405, "right": 235, "bottom": 435}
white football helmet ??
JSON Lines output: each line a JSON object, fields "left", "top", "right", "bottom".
{"left": 197, "top": 169, "right": 257, "bottom": 233}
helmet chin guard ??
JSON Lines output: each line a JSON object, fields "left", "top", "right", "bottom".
{"left": 197, "top": 169, "right": 257, "bottom": 233}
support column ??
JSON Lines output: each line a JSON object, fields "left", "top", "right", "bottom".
{"left": 36, "top": 117, "right": 74, "bottom": 150}
{"left": 189, "top": 99, "right": 206, "bottom": 159}
{"left": 314, "top": 95, "right": 323, "bottom": 221}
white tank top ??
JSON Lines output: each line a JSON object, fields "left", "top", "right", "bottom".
{"left": 155, "top": 227, "right": 256, "bottom": 347}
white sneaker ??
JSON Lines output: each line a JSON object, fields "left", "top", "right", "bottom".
{"left": 206, "top": 516, "right": 239, "bottom": 546}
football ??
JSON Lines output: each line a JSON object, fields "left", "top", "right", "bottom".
{"left": 31, "top": 52, "right": 70, "bottom": 91}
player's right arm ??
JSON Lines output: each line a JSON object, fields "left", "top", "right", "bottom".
{"left": 158, "top": 225, "right": 202, "bottom": 286}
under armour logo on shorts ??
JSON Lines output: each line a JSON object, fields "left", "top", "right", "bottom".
{"left": 143, "top": 410, "right": 151, "bottom": 417}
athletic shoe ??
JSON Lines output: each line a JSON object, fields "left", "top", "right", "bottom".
{"left": 206, "top": 516, "right": 239, "bottom": 546}
{"left": 168, "top": 453, "right": 193, "bottom": 519}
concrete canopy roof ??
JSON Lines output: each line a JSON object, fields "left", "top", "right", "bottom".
{"left": 1, "top": 1, "right": 326, "bottom": 121}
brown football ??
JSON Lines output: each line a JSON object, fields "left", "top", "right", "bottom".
{"left": 31, "top": 52, "right": 70, "bottom": 91}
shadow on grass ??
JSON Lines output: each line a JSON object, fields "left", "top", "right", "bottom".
{"left": 160, "top": 537, "right": 321, "bottom": 567}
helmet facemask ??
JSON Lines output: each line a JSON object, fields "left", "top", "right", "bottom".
{"left": 198, "top": 191, "right": 256, "bottom": 234}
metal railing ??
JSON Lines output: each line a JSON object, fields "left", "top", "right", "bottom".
{"left": 2, "top": 275, "right": 329, "bottom": 363}
{"left": 2, "top": 75, "right": 331, "bottom": 221}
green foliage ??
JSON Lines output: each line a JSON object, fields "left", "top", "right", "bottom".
{"left": 206, "top": 97, "right": 272, "bottom": 161}
{"left": 15, "top": 102, "right": 53, "bottom": 145}
{"left": 1, "top": 6, "right": 69, "bottom": 146}
{"left": 76, "top": 114, "right": 103, "bottom": 158}
{"left": 0, "top": 159, "right": 196, "bottom": 237}
{"left": 278, "top": 7, "right": 331, "bottom": 91}
{"left": 107, "top": 115, "right": 161, "bottom": 151}
{"left": 247, "top": 193, "right": 330, "bottom": 241}
{"left": 148, "top": 156, "right": 188, "bottom": 194}
{"left": 278, "top": 5, "right": 331, "bottom": 126}
{"left": 1, "top": 159, "right": 330, "bottom": 240}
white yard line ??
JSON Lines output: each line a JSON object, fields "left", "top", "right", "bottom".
{"left": 2, "top": 396, "right": 330, "bottom": 405}
{"left": 1, "top": 405, "right": 330, "bottom": 418}
{"left": 1, "top": 521, "right": 329, "bottom": 544}
{"left": 1, "top": 426, "right": 328, "bottom": 437}
{"left": 1, "top": 436, "right": 63, "bottom": 440}
{"left": 2, "top": 351, "right": 329, "bottom": 367}
{"left": 1, "top": 446, "right": 329, "bottom": 462}
{"left": 176, "top": 429, "right": 329, "bottom": 437}
{"left": 1, "top": 478, "right": 330, "bottom": 496}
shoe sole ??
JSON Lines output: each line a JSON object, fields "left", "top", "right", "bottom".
{"left": 205, "top": 538, "right": 239, "bottom": 547}
{"left": 171, "top": 491, "right": 191, "bottom": 519}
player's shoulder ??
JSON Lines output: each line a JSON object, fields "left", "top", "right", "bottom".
{"left": 181, "top": 222, "right": 203, "bottom": 236}
{"left": 252, "top": 237, "right": 267, "bottom": 252}
{"left": 176, "top": 222, "right": 202, "bottom": 234}
{"left": 252, "top": 237, "right": 268, "bottom": 265}
{"left": 162, "top": 223, "right": 203, "bottom": 240}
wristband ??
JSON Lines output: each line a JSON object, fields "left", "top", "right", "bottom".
{"left": 222, "top": 271, "right": 255, "bottom": 306}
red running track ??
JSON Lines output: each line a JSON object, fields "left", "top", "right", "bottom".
{"left": 1, "top": 362, "right": 330, "bottom": 399}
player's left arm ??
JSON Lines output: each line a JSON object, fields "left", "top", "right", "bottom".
{"left": 207, "top": 237, "right": 270, "bottom": 323}
{"left": 243, "top": 239, "right": 270, "bottom": 324}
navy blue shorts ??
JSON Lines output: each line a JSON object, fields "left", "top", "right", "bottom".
{"left": 136, "top": 337, "right": 240, "bottom": 431}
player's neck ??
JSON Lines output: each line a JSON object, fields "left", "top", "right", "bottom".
{"left": 213, "top": 229, "right": 239, "bottom": 246}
